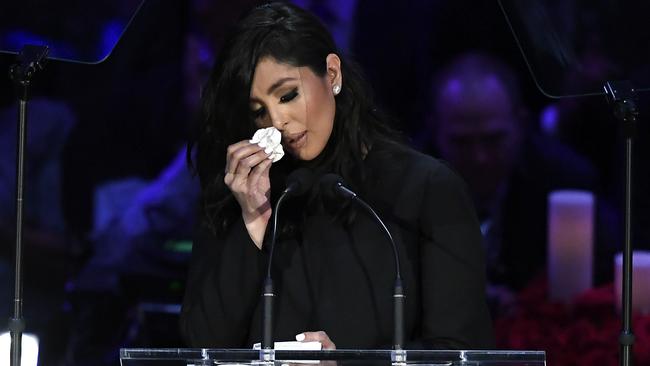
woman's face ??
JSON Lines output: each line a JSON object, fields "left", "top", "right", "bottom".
{"left": 249, "top": 54, "right": 342, "bottom": 161}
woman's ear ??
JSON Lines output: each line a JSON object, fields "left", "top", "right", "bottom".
{"left": 326, "top": 53, "right": 342, "bottom": 95}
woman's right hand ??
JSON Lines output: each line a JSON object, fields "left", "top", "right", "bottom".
{"left": 224, "top": 140, "right": 273, "bottom": 249}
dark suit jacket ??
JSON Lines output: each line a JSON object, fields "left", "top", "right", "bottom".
{"left": 180, "top": 144, "right": 494, "bottom": 349}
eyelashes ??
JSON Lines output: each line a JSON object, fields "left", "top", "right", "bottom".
{"left": 253, "top": 107, "right": 266, "bottom": 119}
{"left": 252, "top": 88, "right": 299, "bottom": 120}
{"left": 280, "top": 88, "right": 298, "bottom": 103}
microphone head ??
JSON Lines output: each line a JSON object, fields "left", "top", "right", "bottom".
{"left": 285, "top": 168, "right": 316, "bottom": 196}
{"left": 319, "top": 173, "right": 345, "bottom": 199}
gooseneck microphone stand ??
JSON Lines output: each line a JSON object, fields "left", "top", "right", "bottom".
{"left": 347, "top": 196, "right": 405, "bottom": 350}
{"left": 260, "top": 168, "right": 314, "bottom": 362}
{"left": 604, "top": 81, "right": 638, "bottom": 366}
{"left": 320, "top": 174, "right": 405, "bottom": 355}
{"left": 7, "top": 44, "right": 49, "bottom": 366}
{"left": 261, "top": 191, "right": 290, "bottom": 354}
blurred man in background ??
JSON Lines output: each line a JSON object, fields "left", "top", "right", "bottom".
{"left": 422, "top": 52, "right": 620, "bottom": 312}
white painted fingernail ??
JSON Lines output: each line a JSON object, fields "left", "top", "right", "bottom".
{"left": 295, "top": 333, "right": 305, "bottom": 341}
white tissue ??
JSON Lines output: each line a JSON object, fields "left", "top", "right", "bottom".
{"left": 252, "top": 341, "right": 322, "bottom": 350}
{"left": 252, "top": 341, "right": 321, "bottom": 364}
{"left": 250, "top": 127, "right": 284, "bottom": 163}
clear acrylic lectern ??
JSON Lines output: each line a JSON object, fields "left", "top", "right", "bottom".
{"left": 120, "top": 348, "right": 545, "bottom": 366}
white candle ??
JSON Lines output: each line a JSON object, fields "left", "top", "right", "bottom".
{"left": 548, "top": 190, "right": 594, "bottom": 302}
{"left": 615, "top": 251, "right": 650, "bottom": 314}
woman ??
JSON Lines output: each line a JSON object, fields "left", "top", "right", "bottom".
{"left": 181, "top": 2, "right": 494, "bottom": 350}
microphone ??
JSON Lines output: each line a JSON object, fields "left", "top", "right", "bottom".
{"left": 262, "top": 168, "right": 315, "bottom": 351}
{"left": 320, "top": 174, "right": 406, "bottom": 350}
{"left": 283, "top": 167, "right": 315, "bottom": 197}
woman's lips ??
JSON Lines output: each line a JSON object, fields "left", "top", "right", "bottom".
{"left": 285, "top": 131, "right": 307, "bottom": 151}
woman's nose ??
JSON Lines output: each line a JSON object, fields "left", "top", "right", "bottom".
{"left": 268, "top": 108, "right": 288, "bottom": 130}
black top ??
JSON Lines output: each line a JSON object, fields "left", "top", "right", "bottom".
{"left": 180, "top": 144, "right": 494, "bottom": 349}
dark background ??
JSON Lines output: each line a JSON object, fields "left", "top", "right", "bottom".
{"left": 0, "top": 1, "right": 649, "bottom": 365}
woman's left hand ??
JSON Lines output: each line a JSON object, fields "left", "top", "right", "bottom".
{"left": 295, "top": 331, "right": 336, "bottom": 350}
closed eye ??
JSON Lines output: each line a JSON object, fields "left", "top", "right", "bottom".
{"left": 280, "top": 88, "right": 298, "bottom": 103}
{"left": 251, "top": 88, "right": 297, "bottom": 122}
{"left": 252, "top": 107, "right": 266, "bottom": 119}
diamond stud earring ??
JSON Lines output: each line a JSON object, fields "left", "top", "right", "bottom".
{"left": 333, "top": 85, "right": 341, "bottom": 95}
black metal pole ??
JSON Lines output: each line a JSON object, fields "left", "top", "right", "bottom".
{"left": 604, "top": 81, "right": 637, "bottom": 366}
{"left": 9, "top": 98, "right": 28, "bottom": 366}
{"left": 7, "top": 44, "right": 49, "bottom": 366}
{"left": 620, "top": 137, "right": 635, "bottom": 366}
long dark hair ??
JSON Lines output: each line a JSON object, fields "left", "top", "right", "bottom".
{"left": 190, "top": 1, "right": 401, "bottom": 234}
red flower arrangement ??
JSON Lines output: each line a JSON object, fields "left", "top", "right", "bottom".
{"left": 494, "top": 277, "right": 650, "bottom": 365}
